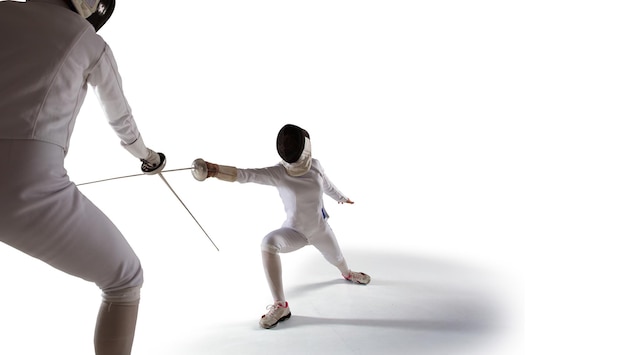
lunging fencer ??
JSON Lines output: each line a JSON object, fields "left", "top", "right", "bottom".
{"left": 0, "top": 1, "right": 165, "bottom": 354}
{"left": 193, "top": 124, "right": 371, "bottom": 329}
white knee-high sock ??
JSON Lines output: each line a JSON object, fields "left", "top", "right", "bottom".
{"left": 262, "top": 250, "right": 286, "bottom": 303}
{"left": 335, "top": 258, "right": 350, "bottom": 277}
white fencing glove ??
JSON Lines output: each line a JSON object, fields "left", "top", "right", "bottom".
{"left": 122, "top": 135, "right": 166, "bottom": 175}
{"left": 192, "top": 158, "right": 236, "bottom": 182}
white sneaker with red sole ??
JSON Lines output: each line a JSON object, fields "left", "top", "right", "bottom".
{"left": 344, "top": 271, "right": 371, "bottom": 285}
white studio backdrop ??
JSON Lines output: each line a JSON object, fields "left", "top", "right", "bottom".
{"left": 2, "top": 0, "right": 626, "bottom": 354}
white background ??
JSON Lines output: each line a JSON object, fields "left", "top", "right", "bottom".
{"left": 2, "top": 0, "right": 626, "bottom": 354}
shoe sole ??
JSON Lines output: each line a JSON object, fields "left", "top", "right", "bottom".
{"left": 261, "top": 312, "right": 292, "bottom": 329}
{"left": 351, "top": 280, "right": 370, "bottom": 285}
{"left": 344, "top": 275, "right": 371, "bottom": 285}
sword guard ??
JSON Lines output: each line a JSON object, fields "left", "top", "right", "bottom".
{"left": 142, "top": 152, "right": 166, "bottom": 175}
{"left": 192, "top": 158, "right": 208, "bottom": 181}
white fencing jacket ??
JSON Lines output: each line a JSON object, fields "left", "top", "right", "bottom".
{"left": 236, "top": 159, "right": 350, "bottom": 233}
{"left": 0, "top": 0, "right": 144, "bottom": 155}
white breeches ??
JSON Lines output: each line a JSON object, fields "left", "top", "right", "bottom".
{"left": 0, "top": 140, "right": 143, "bottom": 301}
{"left": 260, "top": 223, "right": 345, "bottom": 266}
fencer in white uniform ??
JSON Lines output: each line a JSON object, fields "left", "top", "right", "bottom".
{"left": 0, "top": 1, "right": 165, "bottom": 354}
{"left": 193, "top": 124, "right": 371, "bottom": 329}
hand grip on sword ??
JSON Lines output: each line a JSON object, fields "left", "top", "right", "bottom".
{"left": 141, "top": 152, "right": 167, "bottom": 175}
{"left": 191, "top": 158, "right": 237, "bottom": 182}
{"left": 121, "top": 135, "right": 167, "bottom": 175}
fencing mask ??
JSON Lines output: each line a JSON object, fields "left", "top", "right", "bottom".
{"left": 277, "top": 124, "right": 312, "bottom": 176}
{"left": 71, "top": 0, "right": 115, "bottom": 32}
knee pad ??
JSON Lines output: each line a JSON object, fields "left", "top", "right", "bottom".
{"left": 261, "top": 242, "right": 280, "bottom": 254}
{"left": 102, "top": 286, "right": 141, "bottom": 305}
{"left": 260, "top": 233, "right": 281, "bottom": 254}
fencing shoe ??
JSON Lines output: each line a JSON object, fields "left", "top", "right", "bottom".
{"left": 259, "top": 302, "right": 291, "bottom": 329}
{"left": 344, "top": 271, "right": 371, "bottom": 285}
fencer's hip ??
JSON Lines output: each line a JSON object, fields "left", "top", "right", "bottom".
{"left": 0, "top": 139, "right": 143, "bottom": 292}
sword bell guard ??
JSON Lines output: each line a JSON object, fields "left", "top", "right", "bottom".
{"left": 192, "top": 158, "right": 208, "bottom": 181}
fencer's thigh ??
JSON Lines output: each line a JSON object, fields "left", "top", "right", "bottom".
{"left": 309, "top": 223, "right": 345, "bottom": 264}
{"left": 260, "top": 227, "right": 309, "bottom": 254}
{"left": 0, "top": 140, "right": 143, "bottom": 293}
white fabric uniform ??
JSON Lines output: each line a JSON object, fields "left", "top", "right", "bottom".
{"left": 0, "top": 0, "right": 144, "bottom": 297}
{"left": 236, "top": 159, "right": 349, "bottom": 263}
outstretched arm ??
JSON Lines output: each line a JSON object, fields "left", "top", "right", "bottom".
{"left": 192, "top": 158, "right": 237, "bottom": 182}
{"left": 194, "top": 158, "right": 283, "bottom": 186}
{"left": 205, "top": 161, "right": 238, "bottom": 182}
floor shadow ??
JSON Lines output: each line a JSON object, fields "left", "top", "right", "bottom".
{"left": 280, "top": 249, "right": 508, "bottom": 336}
{"left": 282, "top": 314, "right": 494, "bottom": 333}
{"left": 172, "top": 249, "right": 516, "bottom": 355}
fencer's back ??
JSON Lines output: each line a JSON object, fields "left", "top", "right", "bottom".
{"left": 0, "top": 1, "right": 104, "bottom": 151}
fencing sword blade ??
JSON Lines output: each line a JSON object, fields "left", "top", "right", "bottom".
{"left": 160, "top": 167, "right": 195, "bottom": 173}
{"left": 76, "top": 167, "right": 194, "bottom": 186}
{"left": 76, "top": 172, "right": 144, "bottom": 186}
{"left": 157, "top": 172, "right": 220, "bottom": 251}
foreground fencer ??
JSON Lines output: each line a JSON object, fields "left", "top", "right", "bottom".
{"left": 0, "top": 1, "right": 166, "bottom": 354}
{"left": 193, "top": 124, "right": 371, "bottom": 329}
